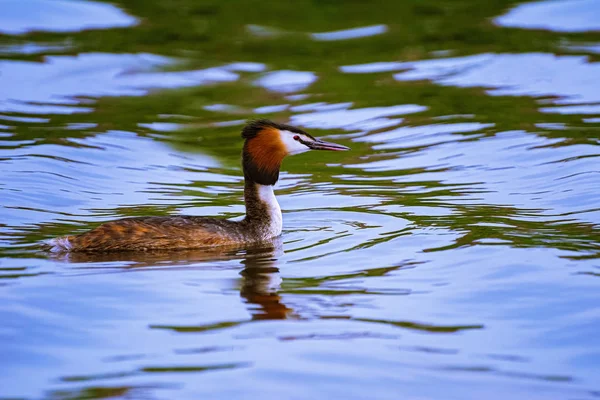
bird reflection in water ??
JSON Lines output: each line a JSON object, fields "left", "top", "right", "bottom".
{"left": 239, "top": 245, "right": 292, "bottom": 320}
{"left": 49, "top": 237, "right": 292, "bottom": 320}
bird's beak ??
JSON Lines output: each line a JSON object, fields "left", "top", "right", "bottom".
{"left": 305, "top": 138, "right": 350, "bottom": 151}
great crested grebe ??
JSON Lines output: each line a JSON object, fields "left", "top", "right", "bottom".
{"left": 45, "top": 119, "right": 349, "bottom": 253}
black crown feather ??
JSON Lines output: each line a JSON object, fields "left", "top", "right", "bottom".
{"left": 241, "top": 119, "right": 314, "bottom": 140}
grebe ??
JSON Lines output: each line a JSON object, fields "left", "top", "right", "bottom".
{"left": 45, "top": 119, "right": 349, "bottom": 253}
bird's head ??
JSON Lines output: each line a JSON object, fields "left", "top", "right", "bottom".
{"left": 241, "top": 119, "right": 349, "bottom": 185}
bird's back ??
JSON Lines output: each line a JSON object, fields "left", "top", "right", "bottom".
{"left": 45, "top": 216, "right": 246, "bottom": 253}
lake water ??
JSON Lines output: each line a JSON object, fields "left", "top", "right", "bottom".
{"left": 1, "top": 0, "right": 599, "bottom": 399}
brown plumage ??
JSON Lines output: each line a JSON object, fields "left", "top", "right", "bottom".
{"left": 246, "top": 126, "right": 286, "bottom": 175}
{"left": 58, "top": 216, "right": 241, "bottom": 252}
{"left": 44, "top": 119, "right": 349, "bottom": 253}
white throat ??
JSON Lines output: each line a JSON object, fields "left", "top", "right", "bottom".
{"left": 256, "top": 184, "right": 282, "bottom": 238}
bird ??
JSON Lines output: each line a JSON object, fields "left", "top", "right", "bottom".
{"left": 44, "top": 119, "right": 349, "bottom": 253}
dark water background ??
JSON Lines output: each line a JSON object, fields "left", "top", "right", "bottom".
{"left": 1, "top": 0, "right": 600, "bottom": 399}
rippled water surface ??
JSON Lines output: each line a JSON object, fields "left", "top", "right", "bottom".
{"left": 1, "top": 0, "right": 600, "bottom": 399}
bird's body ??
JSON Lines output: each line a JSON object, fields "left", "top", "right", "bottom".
{"left": 45, "top": 120, "right": 348, "bottom": 253}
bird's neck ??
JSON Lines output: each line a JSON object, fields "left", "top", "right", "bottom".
{"left": 243, "top": 179, "right": 282, "bottom": 238}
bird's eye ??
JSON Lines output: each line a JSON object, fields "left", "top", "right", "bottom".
{"left": 293, "top": 135, "right": 300, "bottom": 141}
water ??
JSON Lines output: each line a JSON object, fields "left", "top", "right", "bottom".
{"left": 1, "top": 0, "right": 599, "bottom": 399}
